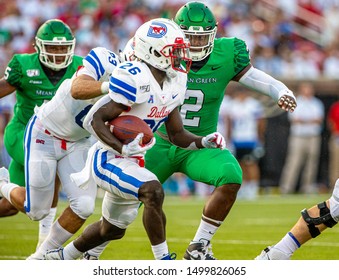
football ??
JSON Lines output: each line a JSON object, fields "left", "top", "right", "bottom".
{"left": 108, "top": 115, "right": 153, "bottom": 145}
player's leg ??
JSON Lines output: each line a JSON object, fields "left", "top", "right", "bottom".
{"left": 179, "top": 148, "right": 242, "bottom": 260}
{"left": 30, "top": 139, "right": 95, "bottom": 259}
{"left": 83, "top": 138, "right": 177, "bottom": 260}
{"left": 45, "top": 191, "right": 128, "bottom": 260}
{"left": 36, "top": 176, "right": 60, "bottom": 248}
{"left": 2, "top": 121, "right": 26, "bottom": 216}
{"left": 45, "top": 150, "right": 173, "bottom": 260}
{"left": 95, "top": 150, "right": 172, "bottom": 259}
{"left": 3, "top": 120, "right": 59, "bottom": 246}
{"left": 255, "top": 178, "right": 339, "bottom": 260}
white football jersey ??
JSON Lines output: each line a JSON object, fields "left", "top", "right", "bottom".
{"left": 108, "top": 61, "right": 187, "bottom": 132}
{"left": 36, "top": 47, "right": 120, "bottom": 141}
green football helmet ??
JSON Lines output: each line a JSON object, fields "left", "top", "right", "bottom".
{"left": 34, "top": 19, "right": 76, "bottom": 71}
{"left": 174, "top": 1, "right": 217, "bottom": 61}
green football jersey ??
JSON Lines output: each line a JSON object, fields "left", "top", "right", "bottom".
{"left": 159, "top": 37, "right": 250, "bottom": 137}
{"left": 5, "top": 53, "right": 83, "bottom": 125}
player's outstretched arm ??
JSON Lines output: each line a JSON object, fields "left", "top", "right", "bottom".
{"left": 237, "top": 66, "right": 297, "bottom": 113}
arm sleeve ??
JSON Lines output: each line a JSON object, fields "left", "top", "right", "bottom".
{"left": 238, "top": 66, "right": 295, "bottom": 102}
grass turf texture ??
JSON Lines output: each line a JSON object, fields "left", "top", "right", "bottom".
{"left": 0, "top": 193, "right": 338, "bottom": 260}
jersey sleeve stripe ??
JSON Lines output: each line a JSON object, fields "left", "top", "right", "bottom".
{"left": 109, "top": 76, "right": 137, "bottom": 102}
{"left": 109, "top": 83, "right": 136, "bottom": 102}
{"left": 84, "top": 55, "right": 100, "bottom": 78}
{"left": 85, "top": 50, "right": 105, "bottom": 79}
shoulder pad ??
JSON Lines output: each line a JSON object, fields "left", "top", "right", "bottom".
{"left": 109, "top": 61, "right": 151, "bottom": 105}
{"left": 83, "top": 47, "right": 120, "bottom": 81}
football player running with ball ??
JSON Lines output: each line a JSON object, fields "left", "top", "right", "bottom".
{"left": 0, "top": 47, "right": 119, "bottom": 259}
{"left": 43, "top": 18, "right": 226, "bottom": 260}
{"left": 144, "top": 1, "right": 297, "bottom": 260}
{"left": 0, "top": 19, "right": 82, "bottom": 248}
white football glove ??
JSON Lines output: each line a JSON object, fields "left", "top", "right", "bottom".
{"left": 121, "top": 133, "right": 156, "bottom": 156}
{"left": 202, "top": 132, "right": 226, "bottom": 150}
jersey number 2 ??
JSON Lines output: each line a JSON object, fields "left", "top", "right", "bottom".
{"left": 180, "top": 89, "right": 204, "bottom": 127}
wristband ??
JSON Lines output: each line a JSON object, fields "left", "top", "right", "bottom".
{"left": 100, "top": 81, "right": 109, "bottom": 94}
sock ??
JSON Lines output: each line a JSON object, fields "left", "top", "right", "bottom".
{"left": 37, "top": 207, "right": 57, "bottom": 249}
{"left": 63, "top": 241, "right": 83, "bottom": 260}
{"left": 274, "top": 232, "right": 300, "bottom": 256}
{"left": 33, "top": 220, "right": 73, "bottom": 259}
{"left": 151, "top": 241, "right": 169, "bottom": 260}
{"left": 86, "top": 241, "right": 109, "bottom": 258}
{"left": 0, "top": 183, "right": 18, "bottom": 204}
{"left": 192, "top": 219, "right": 219, "bottom": 244}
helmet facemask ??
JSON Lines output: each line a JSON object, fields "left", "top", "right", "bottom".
{"left": 35, "top": 38, "right": 75, "bottom": 71}
{"left": 159, "top": 37, "right": 192, "bottom": 78}
{"left": 34, "top": 19, "right": 76, "bottom": 71}
{"left": 181, "top": 26, "right": 217, "bottom": 61}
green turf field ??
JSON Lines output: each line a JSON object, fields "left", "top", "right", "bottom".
{"left": 0, "top": 193, "right": 338, "bottom": 260}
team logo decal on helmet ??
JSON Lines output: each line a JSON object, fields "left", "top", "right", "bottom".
{"left": 133, "top": 18, "right": 192, "bottom": 78}
{"left": 147, "top": 22, "right": 167, "bottom": 38}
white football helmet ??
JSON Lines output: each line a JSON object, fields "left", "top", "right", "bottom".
{"left": 120, "top": 37, "right": 136, "bottom": 62}
{"left": 133, "top": 18, "right": 191, "bottom": 78}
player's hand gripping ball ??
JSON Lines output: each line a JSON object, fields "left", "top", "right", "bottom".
{"left": 108, "top": 115, "right": 153, "bottom": 145}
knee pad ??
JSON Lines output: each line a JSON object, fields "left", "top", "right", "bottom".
{"left": 70, "top": 195, "right": 95, "bottom": 219}
{"left": 301, "top": 201, "right": 338, "bottom": 238}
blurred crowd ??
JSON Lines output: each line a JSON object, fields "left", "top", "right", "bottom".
{"left": 2, "top": 0, "right": 339, "bottom": 79}
{"left": 1, "top": 0, "right": 339, "bottom": 197}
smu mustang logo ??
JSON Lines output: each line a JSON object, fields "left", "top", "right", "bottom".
{"left": 147, "top": 21, "right": 167, "bottom": 38}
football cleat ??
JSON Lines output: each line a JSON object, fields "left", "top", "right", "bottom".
{"left": 26, "top": 252, "right": 44, "bottom": 260}
{"left": 183, "top": 238, "right": 216, "bottom": 260}
{"left": 161, "top": 252, "right": 177, "bottom": 260}
{"left": 44, "top": 247, "right": 65, "bottom": 260}
{"left": 81, "top": 252, "right": 99, "bottom": 260}
{"left": 254, "top": 246, "right": 291, "bottom": 260}
{"left": 0, "top": 167, "right": 9, "bottom": 191}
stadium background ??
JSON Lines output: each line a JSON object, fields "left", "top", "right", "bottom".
{"left": 1, "top": 0, "right": 339, "bottom": 190}
{"left": 1, "top": 0, "right": 339, "bottom": 260}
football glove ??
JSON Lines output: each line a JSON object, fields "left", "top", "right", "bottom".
{"left": 202, "top": 132, "right": 226, "bottom": 150}
{"left": 121, "top": 133, "right": 156, "bottom": 156}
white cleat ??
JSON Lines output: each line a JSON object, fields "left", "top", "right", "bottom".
{"left": 255, "top": 246, "right": 291, "bottom": 260}
{"left": 26, "top": 252, "right": 44, "bottom": 260}
{"left": 44, "top": 248, "right": 65, "bottom": 260}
